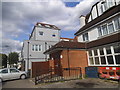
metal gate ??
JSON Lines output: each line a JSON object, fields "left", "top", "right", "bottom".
{"left": 85, "top": 67, "right": 98, "bottom": 78}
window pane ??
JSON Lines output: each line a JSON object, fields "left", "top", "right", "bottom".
{"left": 10, "top": 69, "right": 19, "bottom": 73}
{"left": 95, "top": 57, "right": 100, "bottom": 64}
{"left": 39, "top": 31, "right": 43, "bottom": 35}
{"left": 1, "top": 69, "right": 8, "bottom": 73}
{"left": 52, "top": 34, "right": 56, "bottom": 37}
{"left": 106, "top": 47, "right": 112, "bottom": 54}
{"left": 89, "top": 57, "right": 94, "bottom": 64}
{"left": 107, "top": 56, "right": 114, "bottom": 64}
{"left": 101, "top": 5, "right": 104, "bottom": 13}
{"left": 89, "top": 51, "right": 92, "bottom": 56}
{"left": 103, "top": 2, "right": 107, "bottom": 10}
{"left": 114, "top": 45, "right": 120, "bottom": 53}
{"left": 39, "top": 45, "right": 41, "bottom": 51}
{"left": 114, "top": 17, "right": 120, "bottom": 30}
{"left": 102, "top": 24, "right": 108, "bottom": 35}
{"left": 100, "top": 49, "right": 104, "bottom": 55}
{"left": 108, "top": 22, "right": 114, "bottom": 33}
{"left": 98, "top": 27, "right": 102, "bottom": 37}
{"left": 35, "top": 45, "right": 38, "bottom": 51}
{"left": 83, "top": 33, "right": 88, "bottom": 41}
{"left": 94, "top": 50, "right": 98, "bottom": 56}
{"left": 101, "top": 56, "right": 106, "bottom": 64}
{"left": 32, "top": 45, "right": 34, "bottom": 51}
{"left": 107, "top": 0, "right": 114, "bottom": 8}
{"left": 115, "top": 55, "right": 120, "bottom": 64}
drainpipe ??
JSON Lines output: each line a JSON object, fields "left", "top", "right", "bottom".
{"left": 27, "top": 41, "right": 30, "bottom": 77}
{"left": 67, "top": 48, "right": 70, "bottom": 76}
{"left": 45, "top": 42, "right": 47, "bottom": 61}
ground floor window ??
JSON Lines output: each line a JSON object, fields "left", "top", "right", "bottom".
{"left": 101, "top": 56, "right": 106, "bottom": 64}
{"left": 88, "top": 43, "right": 120, "bottom": 66}
{"left": 115, "top": 55, "right": 120, "bottom": 64}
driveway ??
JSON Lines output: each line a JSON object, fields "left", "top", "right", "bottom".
{"left": 1, "top": 79, "right": 37, "bottom": 88}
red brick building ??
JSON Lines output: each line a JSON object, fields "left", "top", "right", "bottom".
{"left": 44, "top": 41, "right": 88, "bottom": 77}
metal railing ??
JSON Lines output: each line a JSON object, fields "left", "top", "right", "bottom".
{"left": 34, "top": 67, "right": 82, "bottom": 85}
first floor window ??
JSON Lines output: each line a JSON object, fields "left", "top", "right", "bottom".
{"left": 83, "top": 33, "right": 89, "bottom": 41}
{"left": 114, "top": 17, "right": 120, "bottom": 30}
{"left": 32, "top": 44, "right": 42, "bottom": 51}
{"left": 98, "top": 27, "right": 102, "bottom": 37}
{"left": 102, "top": 24, "right": 108, "bottom": 35}
{"left": 108, "top": 21, "right": 114, "bottom": 33}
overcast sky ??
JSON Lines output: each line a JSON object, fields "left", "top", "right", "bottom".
{"left": 1, "top": 0, "right": 99, "bottom": 54}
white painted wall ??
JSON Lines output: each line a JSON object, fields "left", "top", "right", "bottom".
{"left": 77, "top": 35, "right": 83, "bottom": 42}
{"left": 79, "top": 16, "right": 85, "bottom": 28}
{"left": 88, "top": 28, "right": 99, "bottom": 41}
{"left": 35, "top": 27, "right": 60, "bottom": 42}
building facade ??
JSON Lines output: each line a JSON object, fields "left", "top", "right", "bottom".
{"left": 75, "top": 0, "right": 120, "bottom": 67}
{"left": 44, "top": 41, "right": 88, "bottom": 77}
{"left": 21, "top": 23, "right": 60, "bottom": 74}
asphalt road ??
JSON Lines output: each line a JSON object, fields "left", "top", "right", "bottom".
{"left": 1, "top": 79, "right": 36, "bottom": 88}
{"left": 0, "top": 78, "right": 119, "bottom": 89}
{"left": 38, "top": 78, "right": 119, "bottom": 88}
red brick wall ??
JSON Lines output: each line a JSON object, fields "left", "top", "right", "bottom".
{"left": 61, "top": 50, "right": 88, "bottom": 76}
{"left": 46, "top": 49, "right": 88, "bottom": 77}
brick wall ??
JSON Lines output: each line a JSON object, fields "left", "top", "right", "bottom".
{"left": 61, "top": 50, "right": 88, "bottom": 76}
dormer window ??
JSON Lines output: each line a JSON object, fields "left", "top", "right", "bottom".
{"left": 38, "top": 24, "right": 42, "bottom": 27}
{"left": 39, "top": 31, "right": 43, "bottom": 35}
{"left": 45, "top": 25, "right": 50, "bottom": 28}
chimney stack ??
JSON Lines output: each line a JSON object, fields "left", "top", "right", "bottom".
{"left": 79, "top": 15, "right": 85, "bottom": 28}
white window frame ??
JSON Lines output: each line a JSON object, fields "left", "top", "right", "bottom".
{"left": 32, "top": 44, "right": 42, "bottom": 52}
{"left": 82, "top": 33, "right": 89, "bottom": 41}
{"left": 88, "top": 45, "right": 120, "bottom": 66}
{"left": 39, "top": 31, "right": 44, "bottom": 36}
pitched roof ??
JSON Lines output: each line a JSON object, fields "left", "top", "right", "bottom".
{"left": 75, "top": 5, "right": 120, "bottom": 35}
{"left": 44, "top": 41, "right": 86, "bottom": 54}
{"left": 29, "top": 22, "right": 60, "bottom": 39}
